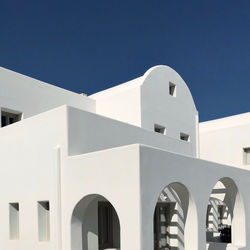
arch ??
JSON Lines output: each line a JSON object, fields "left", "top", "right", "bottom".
{"left": 153, "top": 182, "right": 198, "bottom": 250}
{"left": 71, "top": 194, "right": 120, "bottom": 250}
{"left": 206, "top": 177, "right": 246, "bottom": 247}
{"left": 142, "top": 65, "right": 197, "bottom": 113}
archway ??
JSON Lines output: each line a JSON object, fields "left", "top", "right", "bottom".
{"left": 71, "top": 194, "right": 120, "bottom": 250}
{"left": 153, "top": 182, "right": 197, "bottom": 250}
{"left": 206, "top": 177, "right": 245, "bottom": 247}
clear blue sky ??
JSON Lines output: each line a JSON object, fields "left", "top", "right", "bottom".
{"left": 1, "top": 1, "right": 250, "bottom": 121}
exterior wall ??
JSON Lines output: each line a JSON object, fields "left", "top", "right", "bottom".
{"left": 58, "top": 144, "right": 250, "bottom": 250}
{"left": 0, "top": 106, "right": 68, "bottom": 250}
{"left": 1, "top": 65, "right": 249, "bottom": 250}
{"left": 91, "top": 66, "right": 198, "bottom": 157}
{"left": 139, "top": 145, "right": 250, "bottom": 250}
{"left": 199, "top": 113, "right": 250, "bottom": 168}
{"left": 62, "top": 145, "right": 142, "bottom": 250}
{"left": 90, "top": 77, "right": 142, "bottom": 127}
{"left": 141, "top": 66, "right": 198, "bottom": 156}
{"left": 67, "top": 106, "right": 195, "bottom": 157}
{"left": 0, "top": 67, "right": 95, "bottom": 123}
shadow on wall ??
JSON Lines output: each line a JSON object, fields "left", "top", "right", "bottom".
{"left": 154, "top": 182, "right": 197, "bottom": 250}
{"left": 207, "top": 243, "right": 228, "bottom": 250}
{"left": 206, "top": 177, "right": 246, "bottom": 248}
{"left": 71, "top": 194, "right": 120, "bottom": 250}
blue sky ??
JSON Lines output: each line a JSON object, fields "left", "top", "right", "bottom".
{"left": 1, "top": 1, "right": 250, "bottom": 121}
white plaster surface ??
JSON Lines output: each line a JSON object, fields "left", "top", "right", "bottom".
{"left": 200, "top": 113, "right": 250, "bottom": 168}
{"left": 0, "top": 65, "right": 248, "bottom": 250}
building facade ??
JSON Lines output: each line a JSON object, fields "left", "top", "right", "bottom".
{"left": 0, "top": 65, "right": 248, "bottom": 250}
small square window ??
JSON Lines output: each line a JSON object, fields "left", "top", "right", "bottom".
{"left": 169, "top": 82, "right": 176, "bottom": 97}
{"left": 180, "top": 133, "right": 190, "bottom": 142}
{"left": 243, "top": 148, "right": 250, "bottom": 165}
{"left": 154, "top": 124, "right": 166, "bottom": 135}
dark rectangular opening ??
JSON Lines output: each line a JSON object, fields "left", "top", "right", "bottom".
{"left": 180, "top": 132, "right": 190, "bottom": 142}
{"left": 243, "top": 147, "right": 250, "bottom": 165}
{"left": 1, "top": 110, "right": 22, "bottom": 127}
{"left": 98, "top": 202, "right": 114, "bottom": 249}
{"left": 154, "top": 124, "right": 166, "bottom": 135}
{"left": 169, "top": 82, "right": 176, "bottom": 97}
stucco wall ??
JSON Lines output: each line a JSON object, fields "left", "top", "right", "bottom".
{"left": 90, "top": 77, "right": 142, "bottom": 127}
{"left": 91, "top": 66, "right": 199, "bottom": 157}
{"left": 199, "top": 113, "right": 250, "bottom": 168}
{"left": 67, "top": 106, "right": 195, "bottom": 157}
{"left": 139, "top": 145, "right": 250, "bottom": 250}
{"left": 0, "top": 67, "right": 95, "bottom": 122}
{"left": 63, "top": 145, "right": 142, "bottom": 250}
{"left": 141, "top": 66, "right": 198, "bottom": 156}
{"left": 0, "top": 106, "right": 68, "bottom": 250}
{"left": 60, "top": 144, "right": 250, "bottom": 250}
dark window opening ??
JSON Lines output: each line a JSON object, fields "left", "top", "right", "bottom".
{"left": 180, "top": 133, "right": 190, "bottom": 142}
{"left": 1, "top": 110, "right": 21, "bottom": 127}
{"left": 154, "top": 124, "right": 166, "bottom": 135}
{"left": 243, "top": 147, "right": 250, "bottom": 165}
{"left": 169, "top": 82, "right": 176, "bottom": 97}
{"left": 98, "top": 202, "right": 115, "bottom": 250}
{"left": 1, "top": 115, "right": 6, "bottom": 127}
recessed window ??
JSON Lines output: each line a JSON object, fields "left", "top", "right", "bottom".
{"left": 154, "top": 124, "right": 166, "bottom": 135}
{"left": 38, "top": 201, "right": 50, "bottom": 241}
{"left": 169, "top": 82, "right": 176, "bottom": 97}
{"left": 1, "top": 109, "right": 22, "bottom": 127}
{"left": 180, "top": 133, "right": 190, "bottom": 142}
{"left": 9, "top": 203, "right": 19, "bottom": 240}
{"left": 243, "top": 148, "right": 250, "bottom": 165}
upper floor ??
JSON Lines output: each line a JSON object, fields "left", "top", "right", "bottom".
{"left": 0, "top": 65, "right": 199, "bottom": 158}
{"left": 1, "top": 64, "right": 250, "bottom": 168}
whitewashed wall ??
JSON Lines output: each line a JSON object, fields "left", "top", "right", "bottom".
{"left": 0, "top": 67, "right": 95, "bottom": 122}
{"left": 200, "top": 113, "right": 250, "bottom": 168}
{"left": 91, "top": 66, "right": 199, "bottom": 157}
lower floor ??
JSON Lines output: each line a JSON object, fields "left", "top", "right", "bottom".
{"left": 1, "top": 144, "right": 249, "bottom": 250}
{"left": 62, "top": 144, "right": 250, "bottom": 250}
{"left": 70, "top": 181, "right": 242, "bottom": 250}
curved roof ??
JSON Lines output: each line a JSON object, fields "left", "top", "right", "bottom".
{"left": 90, "top": 65, "right": 197, "bottom": 112}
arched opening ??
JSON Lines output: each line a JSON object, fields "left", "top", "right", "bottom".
{"left": 153, "top": 182, "right": 197, "bottom": 250}
{"left": 206, "top": 177, "right": 246, "bottom": 248}
{"left": 71, "top": 194, "right": 120, "bottom": 250}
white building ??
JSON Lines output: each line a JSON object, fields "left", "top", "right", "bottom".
{"left": 0, "top": 65, "right": 248, "bottom": 250}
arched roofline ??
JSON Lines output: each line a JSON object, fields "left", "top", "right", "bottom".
{"left": 90, "top": 65, "right": 198, "bottom": 113}
{"left": 142, "top": 65, "right": 197, "bottom": 112}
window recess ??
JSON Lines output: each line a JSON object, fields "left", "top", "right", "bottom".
{"left": 169, "top": 82, "right": 176, "bottom": 97}
{"left": 180, "top": 133, "right": 190, "bottom": 142}
{"left": 38, "top": 201, "right": 50, "bottom": 241}
{"left": 9, "top": 203, "right": 19, "bottom": 240}
{"left": 154, "top": 124, "right": 166, "bottom": 135}
{"left": 1, "top": 108, "right": 22, "bottom": 127}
